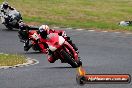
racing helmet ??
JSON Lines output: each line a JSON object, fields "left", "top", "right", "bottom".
{"left": 39, "top": 25, "right": 49, "bottom": 38}
{"left": 19, "top": 22, "right": 27, "bottom": 30}
{"left": 3, "top": 2, "right": 9, "bottom": 9}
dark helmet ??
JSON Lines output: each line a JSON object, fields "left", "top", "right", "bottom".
{"left": 19, "top": 22, "right": 27, "bottom": 30}
{"left": 18, "top": 22, "right": 29, "bottom": 40}
{"left": 3, "top": 2, "right": 9, "bottom": 9}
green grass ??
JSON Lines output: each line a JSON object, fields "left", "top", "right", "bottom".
{"left": 0, "top": 54, "right": 27, "bottom": 66}
{"left": 1, "top": 0, "right": 132, "bottom": 31}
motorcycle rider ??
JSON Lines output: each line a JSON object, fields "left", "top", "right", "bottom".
{"left": 38, "top": 25, "right": 78, "bottom": 63}
{"left": 18, "top": 22, "right": 33, "bottom": 51}
{"left": 0, "top": 2, "right": 15, "bottom": 24}
{"left": 18, "top": 22, "right": 43, "bottom": 51}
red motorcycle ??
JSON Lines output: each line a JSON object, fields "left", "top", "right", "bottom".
{"left": 18, "top": 29, "right": 41, "bottom": 52}
{"left": 45, "top": 33, "right": 82, "bottom": 68}
{"left": 28, "top": 30, "right": 42, "bottom": 52}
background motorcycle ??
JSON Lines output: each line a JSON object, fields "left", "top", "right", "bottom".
{"left": 1, "top": 10, "right": 22, "bottom": 30}
{"left": 19, "top": 29, "right": 42, "bottom": 52}
{"left": 45, "top": 33, "right": 82, "bottom": 68}
{"left": 28, "top": 30, "right": 42, "bottom": 52}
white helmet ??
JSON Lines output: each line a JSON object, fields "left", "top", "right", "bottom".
{"left": 39, "top": 25, "right": 49, "bottom": 33}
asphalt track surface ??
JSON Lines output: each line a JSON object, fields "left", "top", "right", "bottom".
{"left": 0, "top": 24, "right": 132, "bottom": 88}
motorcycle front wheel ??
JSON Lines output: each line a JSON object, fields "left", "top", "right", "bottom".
{"left": 4, "top": 24, "right": 13, "bottom": 30}
{"left": 60, "top": 50, "right": 79, "bottom": 68}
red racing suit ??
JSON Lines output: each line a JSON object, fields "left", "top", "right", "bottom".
{"left": 38, "top": 29, "right": 66, "bottom": 53}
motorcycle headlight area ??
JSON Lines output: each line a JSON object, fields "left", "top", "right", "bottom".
{"left": 48, "top": 45, "right": 57, "bottom": 52}
{"left": 48, "top": 36, "right": 65, "bottom": 52}
{"left": 59, "top": 36, "right": 65, "bottom": 45}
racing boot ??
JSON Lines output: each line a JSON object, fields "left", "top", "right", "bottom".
{"left": 47, "top": 50, "right": 56, "bottom": 63}
{"left": 24, "top": 44, "right": 32, "bottom": 51}
{"left": 24, "top": 40, "right": 32, "bottom": 51}
{"left": 47, "top": 55, "right": 56, "bottom": 63}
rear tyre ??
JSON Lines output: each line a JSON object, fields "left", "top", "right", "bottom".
{"left": 61, "top": 50, "right": 79, "bottom": 68}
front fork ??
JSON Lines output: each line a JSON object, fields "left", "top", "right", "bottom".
{"left": 65, "top": 37, "right": 78, "bottom": 51}
{"left": 62, "top": 41, "right": 78, "bottom": 61}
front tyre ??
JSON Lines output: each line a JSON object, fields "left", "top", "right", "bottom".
{"left": 60, "top": 50, "right": 79, "bottom": 68}
{"left": 4, "top": 24, "right": 13, "bottom": 30}
{"left": 76, "top": 75, "right": 86, "bottom": 85}
{"left": 77, "top": 58, "right": 82, "bottom": 67}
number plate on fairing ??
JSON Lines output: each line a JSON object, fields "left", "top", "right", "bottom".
{"left": 32, "top": 33, "right": 39, "bottom": 40}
